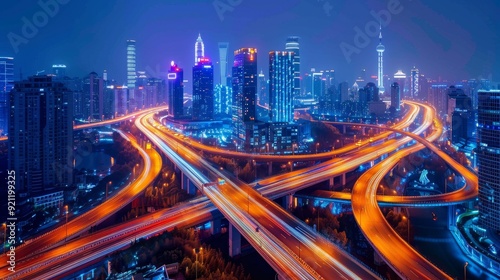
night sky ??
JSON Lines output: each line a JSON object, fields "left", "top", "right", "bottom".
{"left": 1, "top": 0, "right": 499, "bottom": 85}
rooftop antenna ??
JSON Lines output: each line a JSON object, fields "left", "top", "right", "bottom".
{"left": 36, "top": 70, "right": 45, "bottom": 76}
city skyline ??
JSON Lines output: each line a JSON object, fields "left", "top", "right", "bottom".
{"left": 1, "top": 0, "right": 499, "bottom": 84}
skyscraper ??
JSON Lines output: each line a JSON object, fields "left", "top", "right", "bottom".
{"left": 168, "top": 61, "right": 184, "bottom": 119}
{"left": 391, "top": 82, "right": 400, "bottom": 112}
{"left": 195, "top": 33, "right": 205, "bottom": 64}
{"left": 84, "top": 72, "right": 104, "bottom": 121}
{"left": 257, "top": 70, "right": 267, "bottom": 106}
{"left": 127, "top": 40, "right": 136, "bottom": 88}
{"left": 192, "top": 57, "right": 214, "bottom": 121}
{"left": 410, "top": 66, "right": 419, "bottom": 99}
{"left": 232, "top": 48, "right": 257, "bottom": 146}
{"left": 312, "top": 72, "right": 323, "bottom": 101}
{"left": 269, "top": 51, "right": 294, "bottom": 123}
{"left": 393, "top": 70, "right": 406, "bottom": 97}
{"left": 52, "top": 64, "right": 67, "bottom": 77}
{"left": 8, "top": 75, "right": 73, "bottom": 196}
{"left": 376, "top": 27, "right": 385, "bottom": 94}
{"left": 0, "top": 57, "right": 14, "bottom": 135}
{"left": 285, "top": 36, "right": 300, "bottom": 99}
{"left": 477, "top": 90, "right": 500, "bottom": 234}
{"left": 218, "top": 42, "right": 229, "bottom": 86}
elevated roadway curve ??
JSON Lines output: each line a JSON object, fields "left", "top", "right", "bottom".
{"left": 351, "top": 102, "right": 478, "bottom": 279}
{"left": 0, "top": 130, "right": 162, "bottom": 276}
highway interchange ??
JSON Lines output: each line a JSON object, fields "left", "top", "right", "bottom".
{"left": 1, "top": 101, "right": 478, "bottom": 279}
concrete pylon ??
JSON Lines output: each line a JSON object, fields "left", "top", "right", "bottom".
{"left": 229, "top": 223, "right": 241, "bottom": 257}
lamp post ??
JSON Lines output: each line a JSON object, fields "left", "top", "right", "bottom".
{"left": 315, "top": 143, "right": 319, "bottom": 154}
{"left": 402, "top": 215, "right": 410, "bottom": 242}
{"left": 106, "top": 181, "right": 112, "bottom": 201}
{"left": 65, "top": 205, "right": 69, "bottom": 242}
{"left": 464, "top": 262, "right": 468, "bottom": 280}
{"left": 266, "top": 143, "right": 269, "bottom": 155}
{"left": 193, "top": 247, "right": 203, "bottom": 279}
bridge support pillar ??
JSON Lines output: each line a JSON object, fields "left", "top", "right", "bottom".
{"left": 329, "top": 177, "right": 334, "bottom": 189}
{"left": 229, "top": 223, "right": 241, "bottom": 257}
{"left": 211, "top": 218, "right": 221, "bottom": 235}
{"left": 448, "top": 205, "right": 456, "bottom": 229}
{"left": 343, "top": 125, "right": 346, "bottom": 134}
{"left": 341, "top": 173, "right": 346, "bottom": 186}
{"left": 282, "top": 194, "right": 295, "bottom": 210}
{"left": 188, "top": 179, "right": 196, "bottom": 195}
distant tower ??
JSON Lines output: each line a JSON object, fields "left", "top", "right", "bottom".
{"left": 218, "top": 42, "right": 229, "bottom": 85}
{"left": 391, "top": 82, "right": 400, "bottom": 112}
{"left": 376, "top": 26, "right": 385, "bottom": 94}
{"left": 168, "top": 61, "right": 184, "bottom": 119}
{"left": 269, "top": 51, "right": 294, "bottom": 123}
{"left": 126, "top": 40, "right": 136, "bottom": 88}
{"left": 410, "top": 66, "right": 419, "bottom": 99}
{"left": 393, "top": 70, "right": 406, "bottom": 98}
{"left": 285, "top": 36, "right": 301, "bottom": 99}
{"left": 195, "top": 33, "right": 205, "bottom": 64}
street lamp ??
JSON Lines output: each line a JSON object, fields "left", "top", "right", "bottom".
{"left": 233, "top": 140, "right": 238, "bottom": 152}
{"left": 106, "top": 181, "right": 112, "bottom": 201}
{"left": 464, "top": 262, "right": 468, "bottom": 280}
{"left": 65, "top": 205, "right": 69, "bottom": 242}
{"left": 193, "top": 247, "right": 202, "bottom": 279}
{"left": 402, "top": 215, "right": 410, "bottom": 242}
{"left": 266, "top": 143, "right": 269, "bottom": 155}
{"left": 315, "top": 143, "right": 319, "bottom": 154}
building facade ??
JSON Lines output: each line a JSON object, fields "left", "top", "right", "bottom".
{"left": 285, "top": 36, "right": 300, "bottom": 100}
{"left": 269, "top": 51, "right": 294, "bottom": 123}
{"left": 126, "top": 40, "right": 136, "bottom": 88}
{"left": 232, "top": 48, "right": 257, "bottom": 149}
{"left": 192, "top": 57, "right": 214, "bottom": 121}
{"left": 0, "top": 57, "right": 14, "bottom": 135}
{"left": 8, "top": 75, "right": 74, "bottom": 196}
{"left": 168, "top": 61, "right": 184, "bottom": 119}
{"left": 477, "top": 90, "right": 500, "bottom": 234}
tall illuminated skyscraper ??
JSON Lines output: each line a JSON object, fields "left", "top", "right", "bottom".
{"left": 8, "top": 76, "right": 74, "bottom": 195}
{"left": 376, "top": 27, "right": 385, "bottom": 94}
{"left": 410, "top": 66, "right": 419, "bottom": 99}
{"left": 391, "top": 82, "right": 400, "bottom": 112}
{"left": 0, "top": 57, "right": 14, "bottom": 135}
{"left": 285, "top": 36, "right": 300, "bottom": 99}
{"left": 269, "top": 51, "right": 294, "bottom": 123}
{"left": 195, "top": 33, "right": 205, "bottom": 64}
{"left": 168, "top": 61, "right": 184, "bottom": 119}
{"left": 126, "top": 40, "right": 136, "bottom": 88}
{"left": 477, "top": 90, "right": 500, "bottom": 234}
{"left": 218, "top": 42, "right": 229, "bottom": 86}
{"left": 232, "top": 48, "right": 257, "bottom": 145}
{"left": 394, "top": 70, "right": 406, "bottom": 97}
{"left": 192, "top": 57, "right": 214, "bottom": 121}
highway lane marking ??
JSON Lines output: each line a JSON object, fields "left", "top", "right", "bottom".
{"left": 295, "top": 226, "right": 316, "bottom": 240}
{"left": 280, "top": 233, "right": 287, "bottom": 239}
